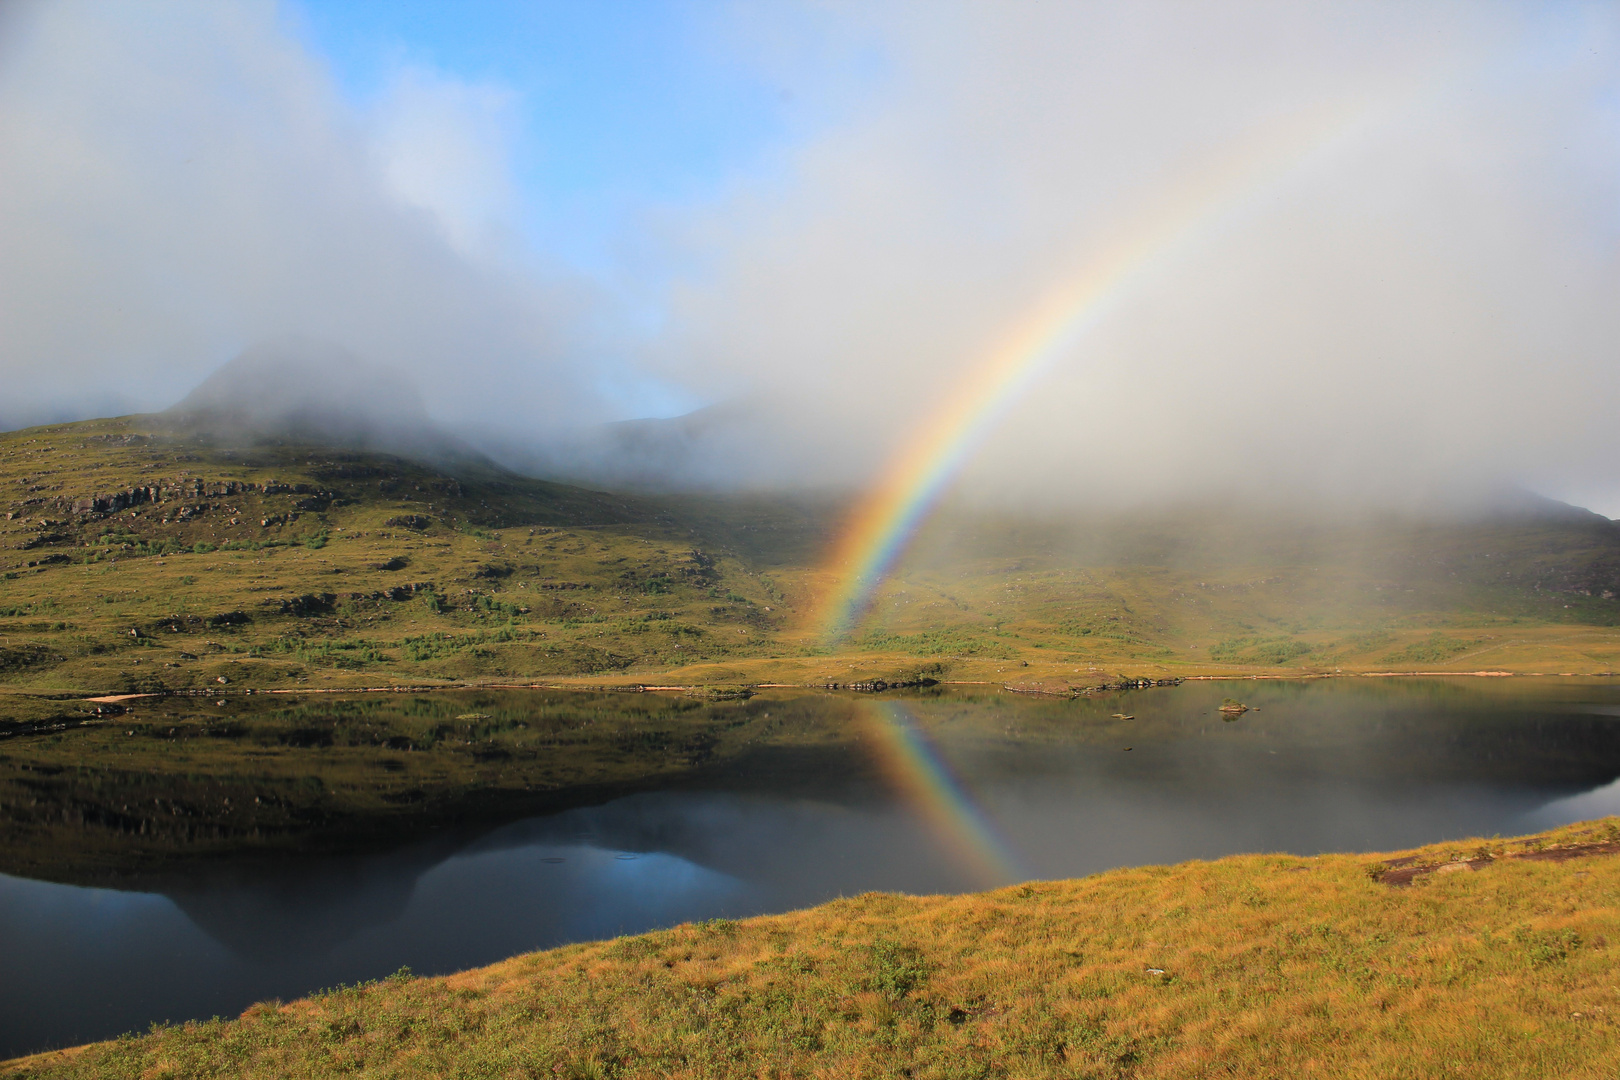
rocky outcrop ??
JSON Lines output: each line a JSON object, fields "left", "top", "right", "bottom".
{"left": 821, "top": 678, "right": 940, "bottom": 692}
{"left": 267, "top": 593, "right": 337, "bottom": 617}
{"left": 1003, "top": 677, "right": 1184, "bottom": 697}
{"left": 61, "top": 479, "right": 340, "bottom": 520}
{"left": 342, "top": 583, "right": 435, "bottom": 603}
{"left": 71, "top": 487, "right": 155, "bottom": 515}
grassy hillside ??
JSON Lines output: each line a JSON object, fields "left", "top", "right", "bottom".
{"left": 0, "top": 414, "right": 814, "bottom": 693}
{"left": 3, "top": 414, "right": 1620, "bottom": 695}
{"left": 9, "top": 818, "right": 1620, "bottom": 1078}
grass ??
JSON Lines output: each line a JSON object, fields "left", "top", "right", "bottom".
{"left": 9, "top": 818, "right": 1620, "bottom": 1078}
{"left": 2, "top": 414, "right": 1620, "bottom": 695}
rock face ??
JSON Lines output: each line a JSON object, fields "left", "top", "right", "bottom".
{"left": 54, "top": 479, "right": 337, "bottom": 524}
{"left": 167, "top": 337, "right": 484, "bottom": 466}
{"left": 70, "top": 480, "right": 265, "bottom": 517}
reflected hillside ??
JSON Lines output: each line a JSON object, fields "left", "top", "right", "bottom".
{"left": 7, "top": 680, "right": 1620, "bottom": 894}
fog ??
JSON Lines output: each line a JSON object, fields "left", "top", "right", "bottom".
{"left": 1, "top": 1, "right": 1616, "bottom": 514}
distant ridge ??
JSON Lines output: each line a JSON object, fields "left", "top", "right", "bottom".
{"left": 167, "top": 337, "right": 489, "bottom": 469}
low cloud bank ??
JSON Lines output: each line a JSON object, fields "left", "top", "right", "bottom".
{"left": 644, "top": 3, "right": 1620, "bottom": 514}
{"left": 1, "top": 2, "right": 1616, "bottom": 515}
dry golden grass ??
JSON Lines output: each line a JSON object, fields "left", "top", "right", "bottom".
{"left": 10, "top": 819, "right": 1620, "bottom": 1078}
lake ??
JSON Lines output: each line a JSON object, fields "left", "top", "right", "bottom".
{"left": 4, "top": 677, "right": 1620, "bottom": 1057}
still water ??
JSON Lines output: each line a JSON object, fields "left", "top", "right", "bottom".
{"left": 4, "top": 677, "right": 1620, "bottom": 1056}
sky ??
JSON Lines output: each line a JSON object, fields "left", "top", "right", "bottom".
{"left": 0, "top": 1, "right": 1616, "bottom": 514}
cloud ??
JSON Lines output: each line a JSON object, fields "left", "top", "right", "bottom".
{"left": 644, "top": 1, "right": 1620, "bottom": 510}
{"left": 369, "top": 67, "right": 521, "bottom": 258}
{"left": 0, "top": 0, "right": 1615, "bottom": 515}
{"left": 0, "top": 0, "right": 605, "bottom": 432}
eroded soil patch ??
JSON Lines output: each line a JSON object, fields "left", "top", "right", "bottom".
{"left": 1372, "top": 835, "right": 1620, "bottom": 886}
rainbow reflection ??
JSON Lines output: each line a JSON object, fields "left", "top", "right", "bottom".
{"left": 862, "top": 700, "right": 1024, "bottom": 887}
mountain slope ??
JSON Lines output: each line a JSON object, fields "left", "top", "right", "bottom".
{"left": 2, "top": 413, "right": 1620, "bottom": 694}
{"left": 0, "top": 413, "right": 808, "bottom": 693}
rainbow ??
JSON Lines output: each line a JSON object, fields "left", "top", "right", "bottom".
{"left": 861, "top": 700, "right": 1023, "bottom": 886}
{"left": 816, "top": 102, "right": 1374, "bottom": 643}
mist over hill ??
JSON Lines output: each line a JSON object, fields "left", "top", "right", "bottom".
{"left": 150, "top": 340, "right": 1620, "bottom": 540}
{"left": 475, "top": 402, "right": 807, "bottom": 494}
{"left": 168, "top": 338, "right": 489, "bottom": 469}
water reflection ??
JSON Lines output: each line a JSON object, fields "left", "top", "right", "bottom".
{"left": 0, "top": 842, "right": 744, "bottom": 1059}
{"left": 4, "top": 677, "right": 1620, "bottom": 1056}
{"left": 1525, "top": 775, "right": 1620, "bottom": 828}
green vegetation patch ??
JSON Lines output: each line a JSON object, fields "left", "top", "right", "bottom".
{"left": 1379, "top": 632, "right": 1486, "bottom": 666}
{"left": 855, "top": 628, "right": 1016, "bottom": 659}
{"left": 1208, "top": 635, "right": 1313, "bottom": 665}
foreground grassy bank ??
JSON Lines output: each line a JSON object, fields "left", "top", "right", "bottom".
{"left": 10, "top": 819, "right": 1620, "bottom": 1078}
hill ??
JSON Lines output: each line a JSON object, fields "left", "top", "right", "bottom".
{"left": 8, "top": 818, "right": 1620, "bottom": 1078}
{"left": 2, "top": 412, "right": 1619, "bottom": 696}
{"left": 0, "top": 411, "right": 825, "bottom": 694}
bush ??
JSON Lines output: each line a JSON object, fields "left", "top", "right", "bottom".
{"left": 868, "top": 940, "right": 931, "bottom": 999}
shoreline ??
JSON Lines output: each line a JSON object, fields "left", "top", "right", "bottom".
{"left": 31, "top": 666, "right": 1608, "bottom": 706}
